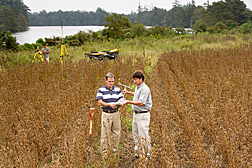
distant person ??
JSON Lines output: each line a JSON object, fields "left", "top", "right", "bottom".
{"left": 123, "top": 70, "right": 152, "bottom": 159}
{"left": 42, "top": 43, "right": 50, "bottom": 63}
{"left": 96, "top": 72, "right": 124, "bottom": 156}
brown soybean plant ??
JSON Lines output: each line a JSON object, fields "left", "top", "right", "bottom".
{"left": 0, "top": 44, "right": 252, "bottom": 167}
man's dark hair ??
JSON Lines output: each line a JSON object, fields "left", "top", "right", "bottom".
{"left": 43, "top": 43, "right": 46, "bottom": 46}
{"left": 133, "top": 70, "right": 144, "bottom": 81}
{"left": 105, "top": 72, "right": 115, "bottom": 80}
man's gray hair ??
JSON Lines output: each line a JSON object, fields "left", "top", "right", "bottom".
{"left": 105, "top": 72, "right": 115, "bottom": 80}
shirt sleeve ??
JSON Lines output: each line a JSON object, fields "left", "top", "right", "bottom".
{"left": 96, "top": 89, "right": 103, "bottom": 101}
{"left": 118, "top": 89, "right": 123, "bottom": 99}
{"left": 138, "top": 88, "right": 150, "bottom": 105}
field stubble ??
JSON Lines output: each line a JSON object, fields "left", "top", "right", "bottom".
{"left": 0, "top": 43, "right": 252, "bottom": 167}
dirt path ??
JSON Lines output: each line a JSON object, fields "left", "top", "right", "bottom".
{"left": 118, "top": 128, "right": 136, "bottom": 167}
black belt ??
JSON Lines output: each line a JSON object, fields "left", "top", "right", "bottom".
{"left": 134, "top": 111, "right": 149, "bottom": 114}
{"left": 103, "top": 109, "right": 118, "bottom": 113}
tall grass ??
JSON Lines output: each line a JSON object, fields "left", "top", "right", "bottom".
{"left": 150, "top": 43, "right": 252, "bottom": 167}
{"left": 1, "top": 33, "right": 252, "bottom": 167}
{"left": 1, "top": 42, "right": 252, "bottom": 167}
{"left": 1, "top": 33, "right": 252, "bottom": 68}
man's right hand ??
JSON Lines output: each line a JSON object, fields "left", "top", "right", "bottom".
{"left": 123, "top": 89, "right": 134, "bottom": 96}
{"left": 110, "top": 104, "right": 118, "bottom": 109}
{"left": 123, "top": 89, "right": 128, "bottom": 94}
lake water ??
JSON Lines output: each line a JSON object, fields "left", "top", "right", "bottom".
{"left": 13, "top": 26, "right": 104, "bottom": 45}
{"left": 13, "top": 26, "right": 192, "bottom": 45}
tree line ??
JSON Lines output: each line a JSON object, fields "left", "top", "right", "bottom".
{"left": 28, "top": 8, "right": 107, "bottom": 26}
{"left": 28, "top": 0, "right": 252, "bottom": 28}
{"left": 0, "top": 0, "right": 29, "bottom": 32}
{"left": 1, "top": 0, "right": 251, "bottom": 33}
{"left": 24, "top": 13, "right": 252, "bottom": 49}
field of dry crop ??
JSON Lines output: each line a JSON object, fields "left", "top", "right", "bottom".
{"left": 0, "top": 43, "right": 252, "bottom": 167}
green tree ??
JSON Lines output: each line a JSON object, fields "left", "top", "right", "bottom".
{"left": 192, "top": 6, "right": 205, "bottom": 21}
{"left": 206, "top": 26, "right": 215, "bottom": 33}
{"left": 198, "top": 21, "right": 208, "bottom": 32}
{"left": 95, "top": 8, "right": 107, "bottom": 25}
{"left": 37, "top": 10, "right": 49, "bottom": 26}
{"left": 226, "top": 20, "right": 239, "bottom": 30}
{"left": 226, "top": 0, "right": 250, "bottom": 25}
{"left": 36, "top": 38, "right": 45, "bottom": 45}
{"left": 201, "top": 0, "right": 250, "bottom": 26}
{"left": 214, "top": 22, "right": 228, "bottom": 33}
{"left": 17, "top": 13, "right": 28, "bottom": 31}
{"left": 238, "top": 21, "right": 252, "bottom": 34}
{"left": 172, "top": 0, "right": 182, "bottom": 7}
{"left": 129, "top": 23, "right": 146, "bottom": 38}
{"left": 183, "top": 0, "right": 197, "bottom": 27}
{"left": 192, "top": 20, "right": 207, "bottom": 32}
{"left": 0, "top": 31, "right": 19, "bottom": 50}
{"left": 147, "top": 26, "right": 175, "bottom": 37}
{"left": 147, "top": 7, "right": 166, "bottom": 26}
{"left": 135, "top": 3, "right": 146, "bottom": 25}
{"left": 0, "top": 6, "right": 18, "bottom": 32}
{"left": 167, "top": 6, "right": 186, "bottom": 28}
{"left": 5, "top": 32, "right": 19, "bottom": 50}
{"left": 0, "top": 0, "right": 29, "bottom": 32}
{"left": 104, "top": 13, "right": 132, "bottom": 39}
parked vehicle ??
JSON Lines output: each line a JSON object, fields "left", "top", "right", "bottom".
{"left": 85, "top": 49, "right": 120, "bottom": 61}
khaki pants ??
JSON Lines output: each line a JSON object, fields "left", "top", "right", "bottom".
{"left": 132, "top": 112, "right": 151, "bottom": 156}
{"left": 101, "top": 111, "right": 121, "bottom": 153}
{"left": 44, "top": 57, "right": 49, "bottom": 63}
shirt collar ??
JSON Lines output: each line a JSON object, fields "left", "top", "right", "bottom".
{"left": 137, "top": 82, "right": 145, "bottom": 89}
{"left": 105, "top": 85, "right": 114, "bottom": 90}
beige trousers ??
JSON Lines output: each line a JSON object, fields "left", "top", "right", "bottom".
{"left": 132, "top": 112, "right": 151, "bottom": 156}
{"left": 44, "top": 57, "right": 49, "bottom": 63}
{"left": 101, "top": 111, "right": 121, "bottom": 153}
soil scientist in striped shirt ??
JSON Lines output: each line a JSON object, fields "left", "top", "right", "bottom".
{"left": 96, "top": 72, "right": 124, "bottom": 155}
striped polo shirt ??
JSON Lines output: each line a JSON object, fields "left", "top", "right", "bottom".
{"left": 96, "top": 85, "right": 123, "bottom": 111}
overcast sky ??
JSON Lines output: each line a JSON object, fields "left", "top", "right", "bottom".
{"left": 23, "top": 0, "right": 252, "bottom": 14}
